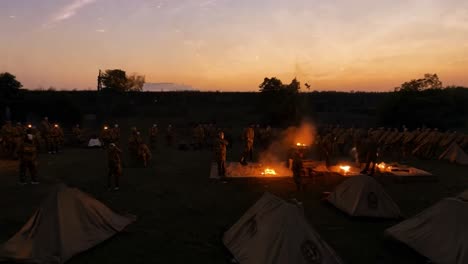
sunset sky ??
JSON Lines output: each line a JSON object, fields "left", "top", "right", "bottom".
{"left": 1, "top": 0, "right": 468, "bottom": 91}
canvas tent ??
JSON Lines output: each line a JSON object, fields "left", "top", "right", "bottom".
{"left": 439, "top": 142, "right": 468, "bottom": 165}
{"left": 87, "top": 138, "right": 102, "bottom": 148}
{"left": 386, "top": 196, "right": 468, "bottom": 264}
{"left": 327, "top": 175, "right": 402, "bottom": 218}
{"left": 0, "top": 184, "right": 136, "bottom": 264}
{"left": 223, "top": 192, "right": 344, "bottom": 264}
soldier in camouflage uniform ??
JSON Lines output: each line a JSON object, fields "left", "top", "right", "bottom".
{"left": 292, "top": 150, "right": 304, "bottom": 191}
{"left": 100, "top": 125, "right": 112, "bottom": 148}
{"left": 240, "top": 124, "right": 255, "bottom": 165}
{"left": 149, "top": 124, "right": 158, "bottom": 150}
{"left": 111, "top": 124, "right": 120, "bottom": 145}
{"left": 128, "top": 128, "right": 142, "bottom": 157}
{"left": 138, "top": 142, "right": 152, "bottom": 168}
{"left": 214, "top": 131, "right": 229, "bottom": 178}
{"left": 166, "top": 124, "right": 174, "bottom": 146}
{"left": 18, "top": 129, "right": 39, "bottom": 184}
{"left": 107, "top": 143, "right": 122, "bottom": 190}
{"left": 1, "top": 121, "right": 15, "bottom": 158}
{"left": 72, "top": 124, "right": 83, "bottom": 146}
{"left": 39, "top": 117, "right": 51, "bottom": 153}
{"left": 49, "top": 124, "right": 61, "bottom": 154}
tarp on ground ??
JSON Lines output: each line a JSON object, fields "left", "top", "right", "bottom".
{"left": 87, "top": 138, "right": 102, "bottom": 147}
{"left": 0, "top": 184, "right": 136, "bottom": 264}
{"left": 223, "top": 192, "right": 344, "bottom": 264}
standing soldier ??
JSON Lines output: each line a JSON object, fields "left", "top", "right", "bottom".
{"left": 292, "top": 150, "right": 304, "bottom": 191}
{"left": 100, "top": 125, "right": 112, "bottom": 148}
{"left": 137, "top": 142, "right": 152, "bottom": 168}
{"left": 149, "top": 124, "right": 158, "bottom": 149}
{"left": 166, "top": 124, "right": 174, "bottom": 146}
{"left": 360, "top": 134, "right": 379, "bottom": 176}
{"left": 12, "top": 122, "right": 25, "bottom": 159}
{"left": 18, "top": 129, "right": 39, "bottom": 185}
{"left": 193, "top": 123, "right": 205, "bottom": 150}
{"left": 72, "top": 124, "right": 83, "bottom": 146}
{"left": 39, "top": 117, "right": 51, "bottom": 153}
{"left": 111, "top": 124, "right": 120, "bottom": 145}
{"left": 49, "top": 124, "right": 61, "bottom": 154}
{"left": 1, "top": 121, "right": 15, "bottom": 158}
{"left": 240, "top": 124, "right": 255, "bottom": 165}
{"left": 128, "top": 128, "right": 142, "bottom": 157}
{"left": 107, "top": 143, "right": 122, "bottom": 191}
{"left": 214, "top": 131, "right": 229, "bottom": 178}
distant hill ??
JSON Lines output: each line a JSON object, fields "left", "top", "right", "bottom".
{"left": 143, "top": 82, "right": 198, "bottom": 92}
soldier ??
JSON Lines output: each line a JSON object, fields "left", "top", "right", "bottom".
{"left": 18, "top": 129, "right": 39, "bottom": 185}
{"left": 292, "top": 150, "right": 304, "bottom": 191}
{"left": 110, "top": 124, "right": 120, "bottom": 144}
{"left": 166, "top": 124, "right": 174, "bottom": 146}
{"left": 193, "top": 123, "right": 205, "bottom": 150}
{"left": 49, "top": 124, "right": 61, "bottom": 154}
{"left": 100, "top": 125, "right": 112, "bottom": 147}
{"left": 137, "top": 142, "right": 152, "bottom": 168}
{"left": 240, "top": 124, "right": 255, "bottom": 165}
{"left": 360, "top": 134, "right": 379, "bottom": 176}
{"left": 214, "top": 131, "right": 229, "bottom": 178}
{"left": 12, "top": 122, "right": 25, "bottom": 159}
{"left": 39, "top": 117, "right": 51, "bottom": 152}
{"left": 1, "top": 121, "right": 15, "bottom": 158}
{"left": 72, "top": 124, "right": 83, "bottom": 146}
{"left": 128, "top": 128, "right": 142, "bottom": 157}
{"left": 107, "top": 143, "right": 122, "bottom": 191}
{"left": 149, "top": 124, "right": 158, "bottom": 149}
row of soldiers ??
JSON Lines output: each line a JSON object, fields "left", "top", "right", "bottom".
{"left": 317, "top": 125, "right": 468, "bottom": 163}
{"left": 1, "top": 118, "right": 65, "bottom": 159}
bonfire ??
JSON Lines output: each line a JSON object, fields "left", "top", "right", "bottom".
{"left": 261, "top": 168, "right": 277, "bottom": 176}
{"left": 339, "top": 165, "right": 351, "bottom": 175}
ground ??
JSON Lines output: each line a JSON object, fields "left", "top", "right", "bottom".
{"left": 1, "top": 136, "right": 468, "bottom": 264}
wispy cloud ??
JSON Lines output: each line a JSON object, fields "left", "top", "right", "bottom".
{"left": 50, "top": 0, "right": 97, "bottom": 24}
{"left": 96, "top": 29, "right": 106, "bottom": 33}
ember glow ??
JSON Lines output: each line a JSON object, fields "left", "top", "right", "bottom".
{"left": 296, "top": 143, "right": 307, "bottom": 147}
{"left": 339, "top": 166, "right": 351, "bottom": 174}
{"left": 261, "top": 168, "right": 277, "bottom": 176}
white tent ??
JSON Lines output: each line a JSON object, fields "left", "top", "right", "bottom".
{"left": 327, "top": 175, "right": 402, "bottom": 218}
{"left": 439, "top": 142, "right": 468, "bottom": 165}
{"left": 0, "top": 184, "right": 136, "bottom": 264}
{"left": 386, "top": 196, "right": 468, "bottom": 264}
{"left": 87, "top": 138, "right": 102, "bottom": 148}
{"left": 223, "top": 192, "right": 344, "bottom": 264}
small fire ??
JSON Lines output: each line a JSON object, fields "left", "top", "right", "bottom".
{"left": 339, "top": 165, "right": 350, "bottom": 173}
{"left": 377, "top": 162, "right": 386, "bottom": 170}
{"left": 261, "top": 168, "right": 277, "bottom": 175}
{"left": 296, "top": 143, "right": 306, "bottom": 147}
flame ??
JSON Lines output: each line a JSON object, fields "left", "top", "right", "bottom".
{"left": 296, "top": 142, "right": 306, "bottom": 147}
{"left": 261, "top": 168, "right": 277, "bottom": 175}
{"left": 377, "top": 162, "right": 386, "bottom": 170}
{"left": 339, "top": 165, "right": 350, "bottom": 173}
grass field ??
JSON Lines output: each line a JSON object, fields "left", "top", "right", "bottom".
{"left": 1, "top": 131, "right": 468, "bottom": 264}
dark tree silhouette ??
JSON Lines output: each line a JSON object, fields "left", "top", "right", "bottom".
{"left": 259, "top": 77, "right": 283, "bottom": 92}
{"left": 0, "top": 72, "right": 22, "bottom": 98}
{"left": 286, "top": 78, "right": 301, "bottom": 92}
{"left": 102, "top": 69, "right": 128, "bottom": 92}
{"left": 395, "top": 73, "right": 443, "bottom": 92}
